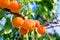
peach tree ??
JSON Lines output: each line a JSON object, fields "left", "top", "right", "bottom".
{"left": 0, "top": 0, "right": 57, "bottom": 40}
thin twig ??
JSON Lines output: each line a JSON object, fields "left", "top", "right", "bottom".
{"left": 46, "top": 23, "right": 60, "bottom": 29}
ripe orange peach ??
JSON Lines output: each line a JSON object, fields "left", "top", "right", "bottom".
{"left": 37, "top": 25, "right": 46, "bottom": 35}
{"left": 35, "top": 20, "right": 40, "bottom": 27}
{"left": 20, "top": 27, "right": 29, "bottom": 35}
{"left": 0, "top": 0, "right": 10, "bottom": 8}
{"left": 13, "top": 17, "right": 24, "bottom": 28}
{"left": 22, "top": 19, "right": 35, "bottom": 30}
{"left": 9, "top": 0, "right": 21, "bottom": 13}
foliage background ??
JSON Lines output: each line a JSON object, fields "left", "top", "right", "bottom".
{"left": 0, "top": 0, "right": 60, "bottom": 40}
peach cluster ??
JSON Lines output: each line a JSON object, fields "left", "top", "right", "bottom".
{"left": 13, "top": 17, "right": 46, "bottom": 35}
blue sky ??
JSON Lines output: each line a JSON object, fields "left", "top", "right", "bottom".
{"left": 46, "top": 0, "right": 60, "bottom": 36}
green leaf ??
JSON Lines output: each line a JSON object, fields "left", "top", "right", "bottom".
{"left": 0, "top": 9, "right": 7, "bottom": 20}
{"left": 50, "top": 37, "right": 56, "bottom": 40}
{"left": 0, "top": 25, "right": 4, "bottom": 31}
{"left": 28, "top": 9, "right": 34, "bottom": 16}
{"left": 4, "top": 17, "right": 12, "bottom": 34}
{"left": 30, "top": 0, "right": 42, "bottom": 2}
{"left": 0, "top": 29, "right": 4, "bottom": 36}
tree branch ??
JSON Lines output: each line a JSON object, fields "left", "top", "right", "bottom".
{"left": 46, "top": 23, "right": 60, "bottom": 29}
{"left": 4, "top": 8, "right": 25, "bottom": 19}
